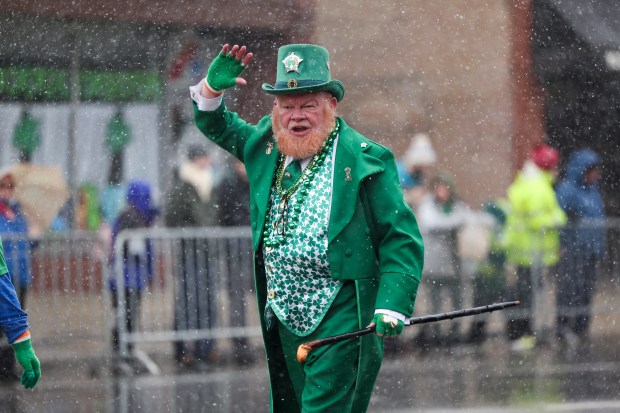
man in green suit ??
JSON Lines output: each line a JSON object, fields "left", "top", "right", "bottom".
{"left": 190, "top": 43, "right": 424, "bottom": 412}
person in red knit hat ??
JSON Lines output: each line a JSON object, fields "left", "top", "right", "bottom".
{"left": 504, "top": 142, "right": 566, "bottom": 351}
{"left": 531, "top": 143, "right": 560, "bottom": 172}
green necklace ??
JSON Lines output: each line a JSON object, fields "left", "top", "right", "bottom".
{"left": 263, "top": 120, "right": 340, "bottom": 249}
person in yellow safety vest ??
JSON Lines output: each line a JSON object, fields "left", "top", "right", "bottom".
{"left": 504, "top": 143, "right": 566, "bottom": 351}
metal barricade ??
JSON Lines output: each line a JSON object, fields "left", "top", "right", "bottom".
{"left": 532, "top": 219, "right": 620, "bottom": 339}
{"left": 3, "top": 219, "right": 617, "bottom": 371}
{"left": 1, "top": 231, "right": 110, "bottom": 361}
{"left": 111, "top": 227, "right": 261, "bottom": 372}
{"left": 414, "top": 219, "right": 620, "bottom": 343}
{"left": 479, "top": 219, "right": 620, "bottom": 341}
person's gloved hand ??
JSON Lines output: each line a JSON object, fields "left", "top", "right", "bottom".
{"left": 205, "top": 44, "right": 253, "bottom": 93}
{"left": 370, "top": 313, "right": 405, "bottom": 337}
{"left": 12, "top": 339, "right": 41, "bottom": 389}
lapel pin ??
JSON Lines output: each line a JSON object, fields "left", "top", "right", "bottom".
{"left": 361, "top": 142, "right": 368, "bottom": 148}
{"left": 266, "top": 142, "right": 274, "bottom": 155}
{"left": 344, "top": 167, "right": 352, "bottom": 182}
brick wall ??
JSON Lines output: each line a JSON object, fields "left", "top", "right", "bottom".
{"left": 313, "top": 0, "right": 517, "bottom": 207}
{"left": 0, "top": 0, "right": 305, "bottom": 31}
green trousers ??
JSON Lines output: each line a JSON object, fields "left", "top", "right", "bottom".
{"left": 275, "top": 281, "right": 382, "bottom": 412}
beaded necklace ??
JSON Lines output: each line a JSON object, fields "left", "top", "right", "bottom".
{"left": 263, "top": 119, "right": 340, "bottom": 249}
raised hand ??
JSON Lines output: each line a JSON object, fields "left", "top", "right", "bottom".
{"left": 205, "top": 44, "right": 254, "bottom": 94}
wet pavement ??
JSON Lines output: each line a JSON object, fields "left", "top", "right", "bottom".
{"left": 2, "top": 331, "right": 620, "bottom": 413}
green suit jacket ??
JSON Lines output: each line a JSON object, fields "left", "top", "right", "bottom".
{"left": 194, "top": 101, "right": 424, "bottom": 409}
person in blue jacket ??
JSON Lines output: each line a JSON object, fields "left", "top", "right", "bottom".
{"left": 0, "top": 240, "right": 41, "bottom": 388}
{"left": 109, "top": 180, "right": 159, "bottom": 354}
{"left": 0, "top": 172, "right": 34, "bottom": 313}
{"left": 0, "top": 171, "right": 40, "bottom": 386}
{"left": 554, "top": 148, "right": 606, "bottom": 345}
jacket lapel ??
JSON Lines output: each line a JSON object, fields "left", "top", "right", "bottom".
{"left": 329, "top": 124, "right": 385, "bottom": 242}
{"left": 246, "top": 134, "right": 279, "bottom": 242}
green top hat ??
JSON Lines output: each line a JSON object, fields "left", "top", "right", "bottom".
{"left": 262, "top": 44, "right": 345, "bottom": 102}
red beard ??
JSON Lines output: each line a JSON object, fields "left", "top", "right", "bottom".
{"left": 272, "top": 105, "right": 337, "bottom": 160}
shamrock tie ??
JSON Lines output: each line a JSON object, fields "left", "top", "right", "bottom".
{"left": 281, "top": 160, "right": 302, "bottom": 191}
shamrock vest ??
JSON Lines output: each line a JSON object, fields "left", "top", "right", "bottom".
{"left": 262, "top": 141, "right": 342, "bottom": 336}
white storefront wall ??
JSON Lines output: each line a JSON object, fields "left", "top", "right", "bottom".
{"left": 0, "top": 103, "right": 160, "bottom": 198}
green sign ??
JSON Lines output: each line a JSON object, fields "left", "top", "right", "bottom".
{"left": 0, "top": 66, "right": 162, "bottom": 102}
{"left": 105, "top": 112, "right": 132, "bottom": 153}
{"left": 13, "top": 112, "right": 41, "bottom": 155}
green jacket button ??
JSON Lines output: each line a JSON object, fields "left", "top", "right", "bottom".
{"left": 345, "top": 249, "right": 353, "bottom": 257}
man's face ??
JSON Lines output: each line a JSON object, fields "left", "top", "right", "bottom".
{"left": 434, "top": 183, "right": 451, "bottom": 203}
{"left": 584, "top": 166, "right": 601, "bottom": 185}
{"left": 192, "top": 155, "right": 210, "bottom": 170}
{"left": 274, "top": 93, "right": 336, "bottom": 137}
{"left": 272, "top": 92, "right": 337, "bottom": 159}
{"left": 0, "top": 178, "right": 15, "bottom": 200}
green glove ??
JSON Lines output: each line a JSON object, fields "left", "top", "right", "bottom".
{"left": 12, "top": 339, "right": 41, "bottom": 389}
{"left": 205, "top": 51, "right": 248, "bottom": 92}
{"left": 371, "top": 313, "right": 405, "bottom": 337}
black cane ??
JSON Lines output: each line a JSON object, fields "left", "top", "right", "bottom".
{"left": 296, "top": 301, "right": 520, "bottom": 363}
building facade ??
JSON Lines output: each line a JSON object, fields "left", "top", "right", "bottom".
{"left": 1, "top": 1, "right": 616, "bottom": 215}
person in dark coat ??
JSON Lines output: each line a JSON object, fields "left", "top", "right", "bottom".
{"left": 215, "top": 159, "right": 255, "bottom": 364}
{"left": 467, "top": 201, "right": 508, "bottom": 343}
{"left": 164, "top": 145, "right": 219, "bottom": 366}
{"left": 554, "top": 148, "right": 606, "bottom": 346}
{"left": 165, "top": 145, "right": 217, "bottom": 229}
{"left": 217, "top": 160, "right": 250, "bottom": 227}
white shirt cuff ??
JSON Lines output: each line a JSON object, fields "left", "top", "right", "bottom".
{"left": 189, "top": 81, "right": 223, "bottom": 112}
{"left": 374, "top": 309, "right": 407, "bottom": 322}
